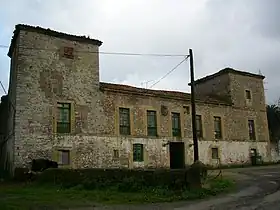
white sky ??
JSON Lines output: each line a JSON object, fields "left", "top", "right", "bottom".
{"left": 0, "top": 0, "right": 280, "bottom": 104}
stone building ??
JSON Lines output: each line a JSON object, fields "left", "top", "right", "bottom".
{"left": 2, "top": 24, "right": 272, "bottom": 173}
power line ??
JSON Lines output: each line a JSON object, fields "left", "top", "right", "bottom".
{"left": 0, "top": 81, "right": 7, "bottom": 95}
{"left": 0, "top": 44, "right": 186, "bottom": 57}
{"left": 149, "top": 55, "right": 189, "bottom": 88}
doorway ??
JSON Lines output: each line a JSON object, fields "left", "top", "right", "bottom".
{"left": 169, "top": 142, "right": 185, "bottom": 169}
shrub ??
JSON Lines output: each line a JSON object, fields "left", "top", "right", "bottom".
{"left": 36, "top": 168, "right": 201, "bottom": 192}
{"left": 14, "top": 168, "right": 30, "bottom": 182}
{"left": 31, "top": 159, "right": 58, "bottom": 172}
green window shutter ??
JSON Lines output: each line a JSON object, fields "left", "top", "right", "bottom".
{"left": 133, "top": 144, "right": 144, "bottom": 162}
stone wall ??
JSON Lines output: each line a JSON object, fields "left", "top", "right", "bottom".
{"left": 8, "top": 25, "right": 271, "bottom": 170}
{"left": 11, "top": 29, "right": 106, "bottom": 168}
{"left": 13, "top": 134, "right": 271, "bottom": 169}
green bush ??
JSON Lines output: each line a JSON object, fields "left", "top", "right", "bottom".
{"left": 36, "top": 168, "right": 199, "bottom": 192}
{"left": 14, "top": 168, "right": 30, "bottom": 182}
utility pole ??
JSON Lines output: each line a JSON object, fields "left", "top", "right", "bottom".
{"left": 189, "top": 49, "right": 199, "bottom": 162}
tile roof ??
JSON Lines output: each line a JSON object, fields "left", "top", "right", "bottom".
{"left": 190, "top": 67, "right": 265, "bottom": 85}
{"left": 100, "top": 82, "right": 232, "bottom": 106}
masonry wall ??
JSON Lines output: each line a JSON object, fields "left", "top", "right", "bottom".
{"left": 11, "top": 29, "right": 271, "bottom": 169}
{"left": 194, "top": 73, "right": 231, "bottom": 101}
{"left": 12, "top": 29, "right": 108, "bottom": 168}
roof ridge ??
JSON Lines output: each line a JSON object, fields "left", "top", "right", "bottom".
{"left": 99, "top": 82, "right": 232, "bottom": 106}
{"left": 8, "top": 24, "right": 102, "bottom": 57}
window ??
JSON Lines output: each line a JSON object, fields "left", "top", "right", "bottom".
{"left": 63, "top": 47, "right": 74, "bottom": 59}
{"left": 183, "top": 106, "right": 190, "bottom": 114}
{"left": 147, "top": 110, "right": 157, "bottom": 136}
{"left": 211, "top": 148, "right": 219, "bottom": 159}
{"left": 57, "top": 103, "right": 71, "bottom": 133}
{"left": 58, "top": 150, "right": 70, "bottom": 165}
{"left": 172, "top": 112, "right": 181, "bottom": 137}
{"left": 113, "top": 150, "right": 119, "bottom": 158}
{"left": 196, "top": 115, "right": 203, "bottom": 138}
{"left": 248, "top": 120, "right": 256, "bottom": 140}
{"left": 133, "top": 144, "right": 144, "bottom": 162}
{"left": 245, "top": 90, "right": 251, "bottom": 100}
{"left": 119, "top": 108, "right": 130, "bottom": 135}
{"left": 214, "top": 116, "right": 222, "bottom": 139}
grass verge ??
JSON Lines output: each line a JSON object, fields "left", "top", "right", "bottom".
{"left": 0, "top": 178, "right": 234, "bottom": 210}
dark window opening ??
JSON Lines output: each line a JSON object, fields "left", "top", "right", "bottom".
{"left": 113, "top": 149, "right": 119, "bottom": 158}
{"left": 245, "top": 90, "right": 251, "bottom": 100}
{"left": 248, "top": 120, "right": 256, "bottom": 140}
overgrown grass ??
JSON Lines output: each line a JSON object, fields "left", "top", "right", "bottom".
{"left": 0, "top": 178, "right": 234, "bottom": 210}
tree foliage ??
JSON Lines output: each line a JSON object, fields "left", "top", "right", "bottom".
{"left": 266, "top": 104, "right": 280, "bottom": 142}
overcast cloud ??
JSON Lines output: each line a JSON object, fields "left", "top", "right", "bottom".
{"left": 0, "top": 0, "right": 279, "bottom": 103}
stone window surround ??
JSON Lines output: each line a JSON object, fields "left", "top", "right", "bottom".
{"left": 58, "top": 149, "right": 70, "bottom": 165}
{"left": 208, "top": 144, "right": 221, "bottom": 163}
{"left": 144, "top": 106, "right": 161, "bottom": 137}
{"left": 195, "top": 112, "right": 206, "bottom": 140}
{"left": 113, "top": 149, "right": 119, "bottom": 159}
{"left": 214, "top": 116, "right": 223, "bottom": 140}
{"left": 245, "top": 89, "right": 253, "bottom": 106}
{"left": 133, "top": 143, "right": 144, "bottom": 162}
{"left": 211, "top": 147, "right": 219, "bottom": 159}
{"left": 245, "top": 89, "right": 252, "bottom": 100}
{"left": 146, "top": 110, "right": 158, "bottom": 137}
{"left": 119, "top": 107, "right": 131, "bottom": 135}
{"left": 53, "top": 100, "right": 75, "bottom": 134}
{"left": 56, "top": 102, "right": 71, "bottom": 133}
{"left": 196, "top": 114, "right": 203, "bottom": 139}
{"left": 52, "top": 146, "right": 73, "bottom": 168}
{"left": 171, "top": 112, "right": 181, "bottom": 137}
{"left": 247, "top": 118, "right": 257, "bottom": 141}
{"left": 115, "top": 105, "right": 134, "bottom": 136}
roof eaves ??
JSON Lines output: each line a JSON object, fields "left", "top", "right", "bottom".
{"left": 8, "top": 24, "right": 103, "bottom": 57}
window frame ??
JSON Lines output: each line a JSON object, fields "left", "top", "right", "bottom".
{"left": 58, "top": 149, "right": 70, "bottom": 165}
{"left": 214, "top": 116, "right": 222, "bottom": 139}
{"left": 196, "top": 115, "right": 203, "bottom": 138}
{"left": 119, "top": 107, "right": 131, "bottom": 135}
{"left": 147, "top": 110, "right": 157, "bottom": 136}
{"left": 57, "top": 102, "right": 71, "bottom": 134}
{"left": 172, "top": 112, "right": 181, "bottom": 137}
{"left": 113, "top": 149, "right": 119, "bottom": 158}
{"left": 248, "top": 119, "right": 256, "bottom": 140}
{"left": 133, "top": 143, "right": 144, "bottom": 162}
{"left": 211, "top": 148, "right": 219, "bottom": 159}
{"left": 245, "top": 90, "right": 252, "bottom": 100}
{"left": 63, "top": 46, "right": 74, "bottom": 59}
